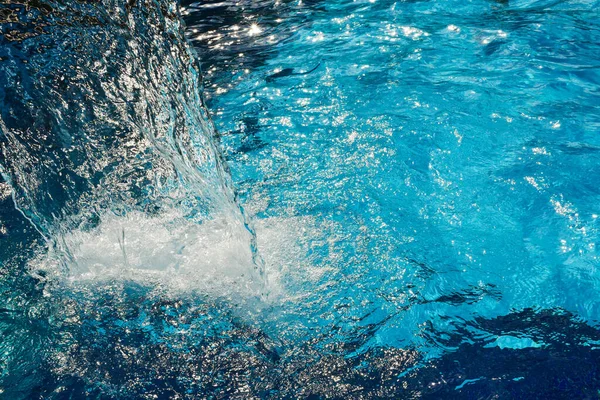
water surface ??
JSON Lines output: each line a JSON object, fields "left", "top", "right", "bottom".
{"left": 1, "top": 0, "right": 600, "bottom": 398}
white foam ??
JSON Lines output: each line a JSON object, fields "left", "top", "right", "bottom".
{"left": 29, "top": 209, "right": 266, "bottom": 298}
{"left": 27, "top": 206, "right": 338, "bottom": 316}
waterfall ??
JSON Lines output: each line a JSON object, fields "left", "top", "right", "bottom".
{"left": 0, "top": 0, "right": 264, "bottom": 294}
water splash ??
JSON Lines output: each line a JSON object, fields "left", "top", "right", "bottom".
{"left": 0, "top": 0, "right": 264, "bottom": 294}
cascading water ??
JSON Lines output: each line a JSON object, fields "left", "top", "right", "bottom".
{"left": 0, "top": 0, "right": 263, "bottom": 291}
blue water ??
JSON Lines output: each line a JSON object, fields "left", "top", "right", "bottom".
{"left": 1, "top": 0, "right": 600, "bottom": 398}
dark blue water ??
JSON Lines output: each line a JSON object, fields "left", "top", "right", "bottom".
{"left": 2, "top": 0, "right": 600, "bottom": 398}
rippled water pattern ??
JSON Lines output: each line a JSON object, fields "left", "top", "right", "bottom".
{"left": 1, "top": 0, "right": 600, "bottom": 398}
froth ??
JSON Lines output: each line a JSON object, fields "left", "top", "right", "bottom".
{"left": 29, "top": 209, "right": 264, "bottom": 297}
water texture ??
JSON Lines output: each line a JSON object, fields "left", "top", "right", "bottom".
{"left": 1, "top": 0, "right": 600, "bottom": 398}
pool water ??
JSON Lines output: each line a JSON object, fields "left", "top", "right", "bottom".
{"left": 1, "top": 0, "right": 600, "bottom": 398}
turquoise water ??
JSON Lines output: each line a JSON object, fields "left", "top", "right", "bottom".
{"left": 1, "top": 0, "right": 600, "bottom": 398}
